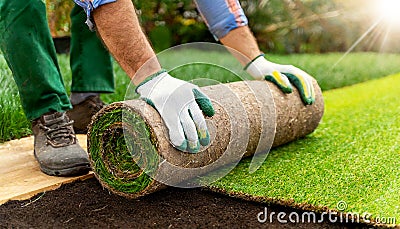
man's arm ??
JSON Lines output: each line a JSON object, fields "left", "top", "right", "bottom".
{"left": 82, "top": 0, "right": 214, "bottom": 153}
{"left": 195, "top": 0, "right": 315, "bottom": 105}
{"left": 220, "top": 26, "right": 315, "bottom": 105}
{"left": 92, "top": 0, "right": 160, "bottom": 84}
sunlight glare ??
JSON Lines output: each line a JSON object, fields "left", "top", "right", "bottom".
{"left": 377, "top": 0, "right": 400, "bottom": 24}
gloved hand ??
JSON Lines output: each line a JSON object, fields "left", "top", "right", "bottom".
{"left": 245, "top": 55, "right": 315, "bottom": 105}
{"left": 136, "top": 70, "right": 215, "bottom": 153}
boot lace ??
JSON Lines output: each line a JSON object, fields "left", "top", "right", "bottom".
{"left": 40, "top": 114, "right": 76, "bottom": 147}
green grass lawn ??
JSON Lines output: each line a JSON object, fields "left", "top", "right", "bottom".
{"left": 1, "top": 51, "right": 400, "bottom": 143}
{"left": 209, "top": 73, "right": 400, "bottom": 225}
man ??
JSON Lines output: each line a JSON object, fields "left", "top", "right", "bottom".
{"left": 77, "top": 0, "right": 316, "bottom": 151}
{"left": 0, "top": 0, "right": 314, "bottom": 177}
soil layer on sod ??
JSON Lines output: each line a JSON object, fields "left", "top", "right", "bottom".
{"left": 208, "top": 73, "right": 400, "bottom": 227}
{"left": 0, "top": 177, "right": 369, "bottom": 228}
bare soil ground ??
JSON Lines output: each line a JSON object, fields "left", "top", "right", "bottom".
{"left": 0, "top": 178, "right": 369, "bottom": 228}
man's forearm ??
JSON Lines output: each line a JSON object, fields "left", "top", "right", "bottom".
{"left": 92, "top": 0, "right": 161, "bottom": 85}
{"left": 220, "top": 26, "right": 262, "bottom": 66}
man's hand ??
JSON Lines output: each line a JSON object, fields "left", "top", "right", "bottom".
{"left": 245, "top": 55, "right": 315, "bottom": 105}
{"left": 136, "top": 70, "right": 214, "bottom": 153}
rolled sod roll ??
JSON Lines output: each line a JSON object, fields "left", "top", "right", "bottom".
{"left": 88, "top": 79, "right": 324, "bottom": 198}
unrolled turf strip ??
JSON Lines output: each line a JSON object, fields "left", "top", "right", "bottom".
{"left": 87, "top": 79, "right": 324, "bottom": 199}
{"left": 208, "top": 74, "right": 400, "bottom": 227}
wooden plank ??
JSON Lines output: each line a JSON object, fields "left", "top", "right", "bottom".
{"left": 0, "top": 135, "right": 94, "bottom": 205}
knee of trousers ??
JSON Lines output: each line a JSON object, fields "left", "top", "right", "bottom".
{"left": 0, "top": 0, "right": 47, "bottom": 30}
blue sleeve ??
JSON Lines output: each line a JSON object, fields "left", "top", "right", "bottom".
{"left": 73, "top": 0, "right": 116, "bottom": 30}
{"left": 194, "top": 0, "right": 248, "bottom": 39}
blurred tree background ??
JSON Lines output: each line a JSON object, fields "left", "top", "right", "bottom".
{"left": 46, "top": 0, "right": 400, "bottom": 54}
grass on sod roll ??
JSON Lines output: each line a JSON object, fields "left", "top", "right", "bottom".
{"left": 209, "top": 73, "right": 400, "bottom": 225}
{"left": 88, "top": 106, "right": 157, "bottom": 194}
{"left": 1, "top": 51, "right": 400, "bottom": 143}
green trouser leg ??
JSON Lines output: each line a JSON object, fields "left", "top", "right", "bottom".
{"left": 70, "top": 5, "right": 114, "bottom": 93}
{"left": 0, "top": 0, "right": 71, "bottom": 120}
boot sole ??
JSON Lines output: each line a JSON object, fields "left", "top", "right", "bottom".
{"left": 34, "top": 151, "right": 91, "bottom": 177}
{"left": 39, "top": 164, "right": 91, "bottom": 177}
{"left": 74, "top": 128, "right": 88, "bottom": 134}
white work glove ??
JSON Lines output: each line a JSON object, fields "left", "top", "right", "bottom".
{"left": 136, "top": 70, "right": 215, "bottom": 153}
{"left": 245, "top": 55, "right": 315, "bottom": 105}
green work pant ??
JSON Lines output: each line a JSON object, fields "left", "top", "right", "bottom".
{"left": 70, "top": 5, "right": 114, "bottom": 93}
{"left": 0, "top": 0, "right": 114, "bottom": 120}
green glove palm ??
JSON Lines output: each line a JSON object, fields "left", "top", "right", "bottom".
{"left": 245, "top": 55, "right": 315, "bottom": 105}
{"left": 136, "top": 70, "right": 214, "bottom": 153}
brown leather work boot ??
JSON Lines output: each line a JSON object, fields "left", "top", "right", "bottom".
{"left": 32, "top": 112, "right": 90, "bottom": 176}
{"left": 67, "top": 95, "right": 104, "bottom": 134}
